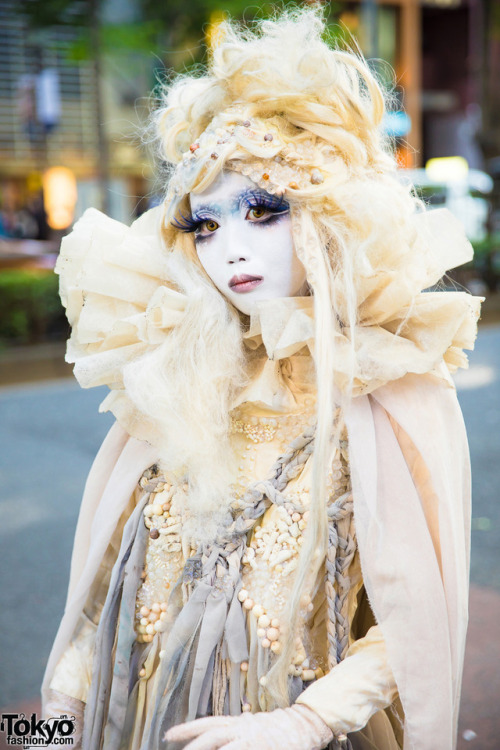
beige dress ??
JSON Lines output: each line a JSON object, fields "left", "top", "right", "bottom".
{"left": 49, "top": 349, "right": 400, "bottom": 748}
{"left": 44, "top": 205, "right": 481, "bottom": 750}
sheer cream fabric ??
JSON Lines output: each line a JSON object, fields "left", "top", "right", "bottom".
{"left": 44, "top": 205, "right": 479, "bottom": 749}
{"left": 55, "top": 206, "right": 480, "bottom": 434}
{"left": 45, "top": 389, "right": 399, "bottom": 744}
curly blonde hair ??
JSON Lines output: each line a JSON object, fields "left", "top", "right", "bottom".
{"left": 130, "top": 6, "right": 427, "bottom": 708}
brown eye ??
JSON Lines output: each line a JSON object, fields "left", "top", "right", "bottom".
{"left": 248, "top": 207, "right": 266, "bottom": 219}
{"left": 204, "top": 219, "right": 219, "bottom": 232}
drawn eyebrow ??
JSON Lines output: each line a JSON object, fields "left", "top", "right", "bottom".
{"left": 190, "top": 201, "right": 224, "bottom": 219}
{"left": 191, "top": 188, "right": 287, "bottom": 219}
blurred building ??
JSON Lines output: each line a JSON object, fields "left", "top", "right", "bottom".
{"left": 0, "top": 0, "right": 498, "bottom": 230}
{"left": 335, "top": 0, "right": 498, "bottom": 172}
{"left": 0, "top": 0, "right": 155, "bottom": 234}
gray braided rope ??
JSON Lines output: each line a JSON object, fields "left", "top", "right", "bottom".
{"left": 140, "top": 431, "right": 357, "bottom": 749}
{"left": 213, "top": 425, "right": 317, "bottom": 548}
{"left": 142, "top": 425, "right": 357, "bottom": 701}
{"left": 325, "top": 491, "right": 354, "bottom": 669}
{"left": 334, "top": 507, "right": 357, "bottom": 663}
{"left": 189, "top": 426, "right": 318, "bottom": 708}
{"left": 183, "top": 428, "right": 316, "bottom": 586}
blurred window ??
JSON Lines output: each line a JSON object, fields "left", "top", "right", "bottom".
{"left": 0, "top": 0, "right": 97, "bottom": 163}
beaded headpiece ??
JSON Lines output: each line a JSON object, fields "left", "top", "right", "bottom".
{"left": 165, "top": 106, "right": 326, "bottom": 220}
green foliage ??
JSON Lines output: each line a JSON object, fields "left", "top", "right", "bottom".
{"left": 18, "top": 0, "right": 89, "bottom": 29}
{"left": 66, "top": 21, "right": 161, "bottom": 62}
{"left": 0, "top": 270, "right": 68, "bottom": 346}
{"left": 472, "top": 235, "right": 500, "bottom": 259}
{"left": 19, "top": 0, "right": 352, "bottom": 74}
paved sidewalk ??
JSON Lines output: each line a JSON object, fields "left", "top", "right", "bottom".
{"left": 457, "top": 585, "right": 500, "bottom": 749}
{"left": 1, "top": 584, "right": 498, "bottom": 750}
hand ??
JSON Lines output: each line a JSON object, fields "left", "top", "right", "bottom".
{"left": 164, "top": 704, "right": 334, "bottom": 750}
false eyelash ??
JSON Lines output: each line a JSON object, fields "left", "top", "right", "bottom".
{"left": 244, "top": 190, "right": 289, "bottom": 212}
{"left": 171, "top": 192, "right": 289, "bottom": 233}
{"left": 170, "top": 211, "right": 202, "bottom": 233}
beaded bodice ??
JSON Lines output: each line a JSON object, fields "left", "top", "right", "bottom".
{"left": 133, "top": 395, "right": 356, "bottom": 704}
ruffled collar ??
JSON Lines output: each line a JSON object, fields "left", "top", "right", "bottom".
{"left": 244, "top": 297, "right": 315, "bottom": 360}
{"left": 240, "top": 290, "right": 482, "bottom": 400}
{"left": 57, "top": 206, "right": 481, "bottom": 448}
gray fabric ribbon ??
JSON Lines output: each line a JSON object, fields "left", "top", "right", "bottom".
{"left": 83, "top": 428, "right": 319, "bottom": 750}
{"left": 82, "top": 492, "right": 151, "bottom": 750}
{"left": 147, "top": 427, "right": 318, "bottom": 750}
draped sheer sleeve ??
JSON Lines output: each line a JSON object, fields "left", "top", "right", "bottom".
{"left": 345, "top": 371, "right": 470, "bottom": 749}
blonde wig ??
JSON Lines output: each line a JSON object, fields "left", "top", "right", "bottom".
{"left": 133, "top": 6, "right": 427, "bottom": 708}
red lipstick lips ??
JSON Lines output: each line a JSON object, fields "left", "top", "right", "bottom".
{"left": 228, "top": 274, "right": 264, "bottom": 293}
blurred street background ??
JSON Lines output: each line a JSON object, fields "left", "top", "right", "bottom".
{"left": 1, "top": 0, "right": 500, "bottom": 748}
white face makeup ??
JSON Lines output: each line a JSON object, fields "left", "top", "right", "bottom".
{"left": 179, "top": 171, "right": 308, "bottom": 316}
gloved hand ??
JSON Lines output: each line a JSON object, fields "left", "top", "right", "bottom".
{"left": 43, "top": 689, "right": 85, "bottom": 750}
{"left": 164, "top": 703, "right": 336, "bottom": 750}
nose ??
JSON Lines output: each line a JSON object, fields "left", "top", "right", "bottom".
{"left": 223, "top": 219, "right": 252, "bottom": 264}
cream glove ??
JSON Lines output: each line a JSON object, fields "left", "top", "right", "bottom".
{"left": 164, "top": 704, "right": 337, "bottom": 750}
{"left": 43, "top": 689, "right": 85, "bottom": 750}
{"left": 295, "top": 626, "right": 398, "bottom": 735}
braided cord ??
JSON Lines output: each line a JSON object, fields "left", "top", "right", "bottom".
{"left": 334, "top": 500, "right": 357, "bottom": 664}
{"left": 324, "top": 429, "right": 356, "bottom": 669}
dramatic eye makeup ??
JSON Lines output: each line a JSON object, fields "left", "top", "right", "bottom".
{"left": 171, "top": 189, "right": 289, "bottom": 238}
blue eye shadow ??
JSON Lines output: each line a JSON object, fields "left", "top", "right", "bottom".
{"left": 173, "top": 186, "right": 289, "bottom": 232}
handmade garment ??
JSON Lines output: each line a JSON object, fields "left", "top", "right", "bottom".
{"left": 44, "top": 205, "right": 481, "bottom": 750}
{"left": 49, "top": 358, "right": 398, "bottom": 749}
